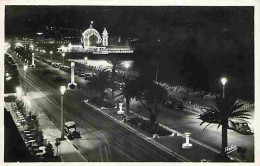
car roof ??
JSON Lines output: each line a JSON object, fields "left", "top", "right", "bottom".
{"left": 65, "top": 121, "right": 76, "bottom": 127}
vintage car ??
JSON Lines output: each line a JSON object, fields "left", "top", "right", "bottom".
{"left": 228, "top": 119, "right": 253, "bottom": 135}
{"left": 165, "top": 98, "right": 184, "bottom": 111}
{"left": 64, "top": 121, "right": 81, "bottom": 140}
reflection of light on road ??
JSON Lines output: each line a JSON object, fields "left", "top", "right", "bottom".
{"left": 73, "top": 128, "right": 111, "bottom": 161}
{"left": 27, "top": 91, "right": 51, "bottom": 99}
{"left": 70, "top": 59, "right": 134, "bottom": 70}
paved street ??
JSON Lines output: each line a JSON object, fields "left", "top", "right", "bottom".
{"left": 13, "top": 53, "right": 180, "bottom": 162}
{"left": 39, "top": 55, "right": 254, "bottom": 161}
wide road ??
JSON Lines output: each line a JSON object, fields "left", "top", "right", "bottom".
{"left": 11, "top": 52, "right": 181, "bottom": 162}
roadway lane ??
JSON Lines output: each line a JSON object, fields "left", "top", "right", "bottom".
{"left": 12, "top": 53, "right": 180, "bottom": 162}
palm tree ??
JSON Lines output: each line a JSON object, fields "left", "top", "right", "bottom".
{"left": 87, "top": 69, "right": 110, "bottom": 107}
{"left": 104, "top": 56, "right": 120, "bottom": 110}
{"left": 198, "top": 97, "right": 252, "bottom": 159}
{"left": 114, "top": 78, "right": 136, "bottom": 115}
{"left": 134, "top": 77, "right": 168, "bottom": 125}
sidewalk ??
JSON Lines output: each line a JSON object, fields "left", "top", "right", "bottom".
{"left": 84, "top": 100, "right": 239, "bottom": 162}
{"left": 5, "top": 95, "right": 88, "bottom": 162}
{"left": 27, "top": 93, "right": 88, "bottom": 162}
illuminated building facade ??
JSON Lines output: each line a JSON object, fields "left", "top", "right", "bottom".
{"left": 58, "top": 21, "right": 134, "bottom": 54}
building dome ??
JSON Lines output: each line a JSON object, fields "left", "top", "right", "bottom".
{"left": 82, "top": 22, "right": 102, "bottom": 47}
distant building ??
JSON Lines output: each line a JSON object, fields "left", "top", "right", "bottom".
{"left": 14, "top": 37, "right": 34, "bottom": 47}
{"left": 57, "top": 21, "right": 134, "bottom": 54}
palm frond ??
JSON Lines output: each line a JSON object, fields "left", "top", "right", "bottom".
{"left": 199, "top": 121, "right": 205, "bottom": 126}
{"left": 217, "top": 123, "right": 222, "bottom": 129}
{"left": 203, "top": 123, "right": 212, "bottom": 131}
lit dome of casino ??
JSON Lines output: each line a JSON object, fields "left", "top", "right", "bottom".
{"left": 58, "top": 21, "right": 133, "bottom": 54}
{"left": 82, "top": 22, "right": 102, "bottom": 47}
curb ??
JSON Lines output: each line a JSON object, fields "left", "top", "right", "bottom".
{"left": 85, "top": 101, "right": 190, "bottom": 162}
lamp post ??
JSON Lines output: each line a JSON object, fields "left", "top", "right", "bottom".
{"left": 50, "top": 51, "right": 53, "bottom": 64}
{"left": 155, "top": 61, "right": 158, "bottom": 82}
{"left": 16, "top": 87, "right": 22, "bottom": 101}
{"left": 155, "top": 39, "right": 160, "bottom": 82}
{"left": 24, "top": 65, "right": 28, "bottom": 94}
{"left": 60, "top": 86, "right": 66, "bottom": 139}
{"left": 124, "top": 62, "right": 130, "bottom": 78}
{"left": 30, "top": 44, "right": 34, "bottom": 51}
{"left": 62, "top": 53, "right": 65, "bottom": 66}
{"left": 84, "top": 57, "right": 88, "bottom": 74}
{"left": 221, "top": 77, "right": 227, "bottom": 99}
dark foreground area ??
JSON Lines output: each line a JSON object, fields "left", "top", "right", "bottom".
{"left": 4, "top": 108, "right": 32, "bottom": 162}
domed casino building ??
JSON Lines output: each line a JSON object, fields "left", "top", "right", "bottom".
{"left": 58, "top": 21, "right": 134, "bottom": 54}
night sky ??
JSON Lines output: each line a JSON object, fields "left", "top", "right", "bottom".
{"left": 5, "top": 6, "right": 254, "bottom": 100}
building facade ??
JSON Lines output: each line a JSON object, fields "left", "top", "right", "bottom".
{"left": 58, "top": 22, "right": 134, "bottom": 54}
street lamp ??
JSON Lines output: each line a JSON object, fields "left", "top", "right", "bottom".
{"left": 60, "top": 86, "right": 66, "bottom": 139}
{"left": 124, "top": 62, "right": 130, "bottom": 78}
{"left": 62, "top": 53, "right": 65, "bottom": 66}
{"left": 221, "top": 77, "right": 227, "bottom": 99}
{"left": 30, "top": 44, "right": 34, "bottom": 50}
{"left": 84, "top": 57, "right": 88, "bottom": 73}
{"left": 24, "top": 65, "right": 28, "bottom": 94}
{"left": 16, "top": 87, "right": 22, "bottom": 101}
{"left": 50, "top": 51, "right": 53, "bottom": 64}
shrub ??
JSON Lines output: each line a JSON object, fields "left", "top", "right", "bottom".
{"left": 127, "top": 117, "right": 172, "bottom": 136}
{"left": 182, "top": 97, "right": 188, "bottom": 102}
{"left": 43, "top": 142, "right": 54, "bottom": 161}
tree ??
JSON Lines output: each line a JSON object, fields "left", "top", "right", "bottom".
{"left": 33, "top": 131, "right": 44, "bottom": 146}
{"left": 87, "top": 69, "right": 110, "bottom": 107}
{"left": 133, "top": 77, "right": 168, "bottom": 125}
{"left": 114, "top": 78, "right": 136, "bottom": 115}
{"left": 198, "top": 97, "right": 252, "bottom": 160}
{"left": 43, "top": 142, "right": 54, "bottom": 161}
{"left": 104, "top": 56, "right": 120, "bottom": 110}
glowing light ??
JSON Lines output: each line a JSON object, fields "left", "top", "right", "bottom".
{"left": 30, "top": 44, "right": 34, "bottom": 50}
{"left": 60, "top": 86, "right": 66, "bottom": 95}
{"left": 124, "top": 62, "right": 130, "bottom": 69}
{"left": 221, "top": 77, "right": 227, "bottom": 86}
{"left": 24, "top": 65, "right": 28, "bottom": 71}
{"left": 15, "top": 42, "right": 23, "bottom": 47}
{"left": 16, "top": 87, "right": 22, "bottom": 100}
{"left": 6, "top": 77, "right": 12, "bottom": 81}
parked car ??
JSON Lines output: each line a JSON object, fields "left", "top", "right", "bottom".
{"left": 165, "top": 98, "right": 184, "bottom": 111}
{"left": 228, "top": 120, "right": 253, "bottom": 135}
{"left": 53, "top": 63, "right": 61, "bottom": 68}
{"left": 42, "top": 69, "right": 52, "bottom": 75}
{"left": 55, "top": 76, "right": 66, "bottom": 82}
{"left": 78, "top": 72, "right": 85, "bottom": 77}
{"left": 83, "top": 73, "right": 94, "bottom": 80}
{"left": 64, "top": 121, "right": 81, "bottom": 140}
{"left": 75, "top": 70, "right": 80, "bottom": 75}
